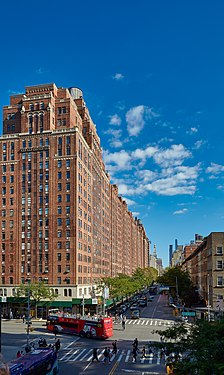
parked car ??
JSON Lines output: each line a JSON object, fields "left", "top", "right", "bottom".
{"left": 130, "top": 304, "right": 139, "bottom": 311}
{"left": 119, "top": 305, "right": 127, "bottom": 312}
{"left": 131, "top": 310, "right": 140, "bottom": 319}
{"left": 148, "top": 296, "right": 154, "bottom": 301}
{"left": 138, "top": 299, "right": 147, "bottom": 307}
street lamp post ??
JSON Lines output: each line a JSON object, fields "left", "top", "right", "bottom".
{"left": 26, "top": 280, "right": 31, "bottom": 347}
{"left": 207, "top": 274, "right": 211, "bottom": 322}
{"left": 82, "top": 294, "right": 85, "bottom": 317}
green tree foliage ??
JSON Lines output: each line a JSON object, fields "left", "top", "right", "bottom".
{"left": 17, "top": 281, "right": 56, "bottom": 317}
{"left": 99, "top": 267, "right": 158, "bottom": 301}
{"left": 155, "top": 319, "right": 224, "bottom": 375}
{"left": 157, "top": 267, "right": 192, "bottom": 302}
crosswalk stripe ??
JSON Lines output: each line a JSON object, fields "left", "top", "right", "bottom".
{"left": 141, "top": 320, "right": 145, "bottom": 325}
{"left": 125, "top": 349, "right": 131, "bottom": 363}
{"left": 63, "top": 349, "right": 79, "bottom": 362}
{"left": 59, "top": 348, "right": 74, "bottom": 361}
{"left": 118, "top": 349, "right": 125, "bottom": 362}
{"left": 145, "top": 320, "right": 149, "bottom": 325}
{"left": 79, "top": 349, "right": 92, "bottom": 361}
{"left": 150, "top": 320, "right": 153, "bottom": 325}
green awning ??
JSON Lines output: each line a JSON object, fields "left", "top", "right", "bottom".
{"left": 7, "top": 297, "right": 28, "bottom": 303}
{"left": 72, "top": 298, "right": 92, "bottom": 305}
{"left": 49, "top": 301, "right": 73, "bottom": 308}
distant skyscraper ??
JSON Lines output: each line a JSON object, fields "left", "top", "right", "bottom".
{"left": 175, "top": 239, "right": 178, "bottom": 251}
{"left": 169, "top": 245, "right": 173, "bottom": 266}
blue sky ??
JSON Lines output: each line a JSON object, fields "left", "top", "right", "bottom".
{"left": 1, "top": 1, "right": 224, "bottom": 266}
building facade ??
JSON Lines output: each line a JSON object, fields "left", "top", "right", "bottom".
{"left": 182, "top": 232, "right": 224, "bottom": 310}
{"left": 0, "top": 83, "right": 150, "bottom": 304}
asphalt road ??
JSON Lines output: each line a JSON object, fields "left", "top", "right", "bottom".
{"left": 1, "top": 293, "right": 176, "bottom": 374}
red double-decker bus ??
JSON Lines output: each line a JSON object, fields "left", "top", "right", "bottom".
{"left": 46, "top": 315, "right": 113, "bottom": 339}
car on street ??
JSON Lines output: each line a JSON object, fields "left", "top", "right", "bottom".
{"left": 131, "top": 310, "right": 140, "bottom": 319}
{"left": 138, "top": 299, "right": 147, "bottom": 307}
{"left": 130, "top": 304, "right": 139, "bottom": 311}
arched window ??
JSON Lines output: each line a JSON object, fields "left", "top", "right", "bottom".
{"left": 64, "top": 289, "right": 67, "bottom": 297}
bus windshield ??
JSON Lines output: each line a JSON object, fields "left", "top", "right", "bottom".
{"left": 8, "top": 348, "right": 58, "bottom": 375}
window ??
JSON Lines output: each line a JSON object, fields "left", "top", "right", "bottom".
{"left": 58, "top": 172, "right": 62, "bottom": 180}
{"left": 57, "top": 230, "right": 62, "bottom": 238}
{"left": 40, "top": 102, "right": 44, "bottom": 110}
{"left": 66, "top": 147, "right": 71, "bottom": 155}
{"left": 62, "top": 107, "right": 66, "bottom": 114}
{"left": 58, "top": 183, "right": 62, "bottom": 191}
{"left": 66, "top": 171, "right": 70, "bottom": 179}
{"left": 45, "top": 138, "right": 49, "bottom": 146}
{"left": 66, "top": 159, "right": 70, "bottom": 168}
{"left": 66, "top": 183, "right": 70, "bottom": 191}
{"left": 58, "top": 265, "right": 61, "bottom": 273}
{"left": 66, "top": 253, "right": 70, "bottom": 261}
{"left": 2, "top": 187, "right": 6, "bottom": 195}
{"left": 2, "top": 198, "right": 6, "bottom": 206}
{"left": 10, "top": 175, "right": 14, "bottom": 183}
{"left": 57, "top": 277, "right": 61, "bottom": 284}
{"left": 57, "top": 242, "right": 62, "bottom": 249}
{"left": 2, "top": 176, "right": 6, "bottom": 183}
{"left": 2, "top": 210, "right": 6, "bottom": 217}
{"left": 58, "top": 206, "right": 62, "bottom": 215}
{"left": 28, "top": 140, "right": 32, "bottom": 148}
{"left": 68, "top": 289, "right": 72, "bottom": 297}
{"left": 2, "top": 165, "right": 6, "bottom": 173}
{"left": 217, "top": 246, "right": 223, "bottom": 255}
{"left": 29, "top": 103, "right": 34, "bottom": 111}
{"left": 66, "top": 265, "right": 70, "bottom": 273}
{"left": 57, "top": 160, "right": 62, "bottom": 168}
{"left": 217, "top": 260, "right": 223, "bottom": 270}
{"left": 57, "top": 253, "right": 61, "bottom": 261}
{"left": 57, "top": 218, "right": 62, "bottom": 226}
{"left": 10, "top": 164, "right": 14, "bottom": 172}
{"left": 64, "top": 289, "right": 67, "bottom": 296}
{"left": 57, "top": 195, "right": 62, "bottom": 203}
{"left": 217, "top": 276, "right": 223, "bottom": 286}
{"left": 65, "top": 278, "right": 70, "bottom": 285}
{"left": 66, "top": 206, "right": 70, "bottom": 214}
{"left": 66, "top": 194, "right": 70, "bottom": 203}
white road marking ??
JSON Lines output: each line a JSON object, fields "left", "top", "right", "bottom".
{"left": 125, "top": 349, "right": 131, "bottom": 362}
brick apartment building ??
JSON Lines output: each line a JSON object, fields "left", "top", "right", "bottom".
{"left": 0, "top": 83, "right": 149, "bottom": 308}
{"left": 182, "top": 232, "right": 224, "bottom": 311}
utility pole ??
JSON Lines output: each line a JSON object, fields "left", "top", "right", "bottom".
{"left": 207, "top": 274, "right": 211, "bottom": 322}
{"left": 175, "top": 276, "right": 179, "bottom": 303}
{"left": 82, "top": 295, "right": 85, "bottom": 317}
{"left": 26, "top": 283, "right": 30, "bottom": 347}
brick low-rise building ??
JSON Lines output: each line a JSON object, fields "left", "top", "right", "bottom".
{"left": 0, "top": 83, "right": 150, "bottom": 310}
{"left": 182, "top": 232, "right": 224, "bottom": 312}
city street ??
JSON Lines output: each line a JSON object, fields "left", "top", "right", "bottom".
{"left": 1, "top": 293, "right": 175, "bottom": 374}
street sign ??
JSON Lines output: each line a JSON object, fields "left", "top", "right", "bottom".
{"left": 92, "top": 298, "right": 98, "bottom": 305}
{"left": 0, "top": 297, "right": 6, "bottom": 303}
{"left": 182, "top": 311, "right": 196, "bottom": 317}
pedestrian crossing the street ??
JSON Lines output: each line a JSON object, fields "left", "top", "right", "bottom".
{"left": 59, "top": 346, "right": 166, "bottom": 365}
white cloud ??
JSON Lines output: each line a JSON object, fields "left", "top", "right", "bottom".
{"left": 113, "top": 73, "right": 124, "bottom": 80}
{"left": 217, "top": 185, "right": 224, "bottom": 191}
{"left": 103, "top": 149, "right": 132, "bottom": 171}
{"left": 187, "top": 127, "right": 198, "bottom": 135}
{"left": 206, "top": 163, "right": 224, "bottom": 174}
{"left": 36, "top": 67, "right": 44, "bottom": 74}
{"left": 131, "top": 146, "right": 158, "bottom": 164}
{"left": 194, "top": 140, "right": 206, "bottom": 149}
{"left": 144, "top": 178, "right": 197, "bottom": 196}
{"left": 153, "top": 144, "right": 192, "bottom": 168}
{"left": 173, "top": 208, "right": 188, "bottom": 215}
{"left": 126, "top": 105, "right": 158, "bottom": 136}
{"left": 109, "top": 114, "right": 121, "bottom": 126}
{"left": 109, "top": 139, "right": 123, "bottom": 148}
{"left": 135, "top": 169, "right": 157, "bottom": 183}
